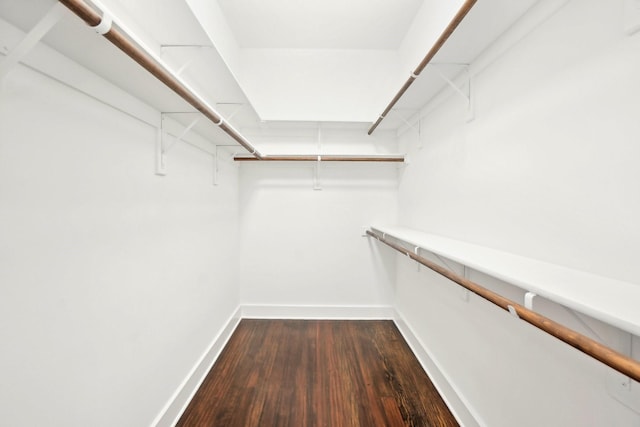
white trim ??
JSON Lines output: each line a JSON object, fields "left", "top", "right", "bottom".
{"left": 393, "top": 310, "right": 485, "bottom": 427}
{"left": 151, "top": 306, "right": 242, "bottom": 427}
{"left": 240, "top": 304, "right": 395, "bottom": 320}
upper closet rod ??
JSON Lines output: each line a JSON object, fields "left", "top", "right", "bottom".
{"left": 59, "top": 0, "right": 264, "bottom": 159}
{"left": 367, "top": 229, "right": 640, "bottom": 383}
{"left": 367, "top": 0, "right": 477, "bottom": 135}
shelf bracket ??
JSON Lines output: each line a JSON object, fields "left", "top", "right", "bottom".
{"left": 563, "top": 306, "right": 608, "bottom": 345}
{"left": 0, "top": 2, "right": 65, "bottom": 80}
{"left": 156, "top": 112, "right": 201, "bottom": 176}
{"left": 213, "top": 145, "right": 237, "bottom": 186}
{"left": 160, "top": 45, "right": 214, "bottom": 76}
{"left": 414, "top": 246, "right": 421, "bottom": 271}
{"left": 429, "top": 63, "right": 474, "bottom": 122}
{"left": 156, "top": 127, "right": 166, "bottom": 175}
{"left": 607, "top": 333, "right": 639, "bottom": 413}
{"left": 166, "top": 116, "right": 200, "bottom": 153}
{"left": 213, "top": 146, "right": 220, "bottom": 186}
{"left": 434, "top": 253, "right": 462, "bottom": 276}
{"left": 313, "top": 156, "right": 322, "bottom": 191}
{"left": 216, "top": 103, "right": 245, "bottom": 122}
{"left": 461, "top": 266, "right": 471, "bottom": 302}
{"left": 390, "top": 109, "right": 422, "bottom": 149}
{"left": 390, "top": 109, "right": 419, "bottom": 132}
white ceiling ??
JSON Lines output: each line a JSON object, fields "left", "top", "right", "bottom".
{"left": 216, "top": 0, "right": 424, "bottom": 49}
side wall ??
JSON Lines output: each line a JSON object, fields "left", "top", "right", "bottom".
{"left": 395, "top": 0, "right": 640, "bottom": 425}
{"left": 0, "top": 62, "right": 240, "bottom": 426}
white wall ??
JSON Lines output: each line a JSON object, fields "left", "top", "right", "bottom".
{"left": 395, "top": 0, "right": 640, "bottom": 425}
{"left": 238, "top": 130, "right": 398, "bottom": 311}
{"left": 5, "top": 0, "right": 639, "bottom": 425}
{"left": 400, "top": 0, "right": 640, "bottom": 283}
{"left": 0, "top": 62, "right": 240, "bottom": 426}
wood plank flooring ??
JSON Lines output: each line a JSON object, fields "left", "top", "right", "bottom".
{"left": 177, "top": 320, "right": 458, "bottom": 427}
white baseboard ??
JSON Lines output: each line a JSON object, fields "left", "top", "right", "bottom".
{"left": 393, "top": 310, "right": 484, "bottom": 427}
{"left": 152, "top": 306, "right": 242, "bottom": 427}
{"left": 240, "top": 304, "right": 395, "bottom": 319}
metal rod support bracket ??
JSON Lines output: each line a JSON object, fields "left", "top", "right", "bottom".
{"left": 156, "top": 112, "right": 202, "bottom": 175}
{"left": 390, "top": 109, "right": 419, "bottom": 131}
{"left": 461, "top": 266, "right": 471, "bottom": 301}
{"left": 524, "top": 292, "right": 537, "bottom": 310}
{"left": 429, "top": 63, "right": 470, "bottom": 103}
{"left": 313, "top": 159, "right": 322, "bottom": 191}
{"left": 217, "top": 103, "right": 245, "bottom": 121}
{"left": 156, "top": 127, "right": 166, "bottom": 176}
{"left": 212, "top": 145, "right": 237, "bottom": 187}
{"left": 213, "top": 146, "right": 219, "bottom": 186}
{"left": 429, "top": 63, "right": 474, "bottom": 122}
{"left": 160, "top": 45, "right": 214, "bottom": 76}
{"left": 166, "top": 116, "right": 200, "bottom": 152}
{"left": 507, "top": 305, "right": 520, "bottom": 319}
{"left": 0, "top": 3, "right": 65, "bottom": 79}
{"left": 91, "top": 13, "right": 112, "bottom": 35}
{"left": 390, "top": 109, "right": 422, "bottom": 149}
{"left": 434, "top": 253, "right": 459, "bottom": 275}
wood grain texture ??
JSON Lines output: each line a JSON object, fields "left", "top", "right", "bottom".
{"left": 177, "top": 320, "right": 458, "bottom": 427}
{"left": 233, "top": 155, "right": 405, "bottom": 162}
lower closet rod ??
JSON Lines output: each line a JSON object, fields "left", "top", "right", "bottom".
{"left": 367, "top": 229, "right": 640, "bottom": 383}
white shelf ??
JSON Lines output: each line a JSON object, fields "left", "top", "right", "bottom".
{"left": 372, "top": 225, "right": 640, "bottom": 337}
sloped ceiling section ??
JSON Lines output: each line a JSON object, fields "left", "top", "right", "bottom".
{"left": 184, "top": 0, "right": 466, "bottom": 123}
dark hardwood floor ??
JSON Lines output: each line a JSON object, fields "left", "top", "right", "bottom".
{"left": 177, "top": 319, "right": 458, "bottom": 427}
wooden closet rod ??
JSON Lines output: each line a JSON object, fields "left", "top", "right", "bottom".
{"left": 367, "top": 0, "right": 477, "bottom": 135}
{"left": 367, "top": 229, "right": 640, "bottom": 383}
{"left": 58, "top": 0, "right": 264, "bottom": 159}
{"left": 234, "top": 154, "right": 405, "bottom": 162}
